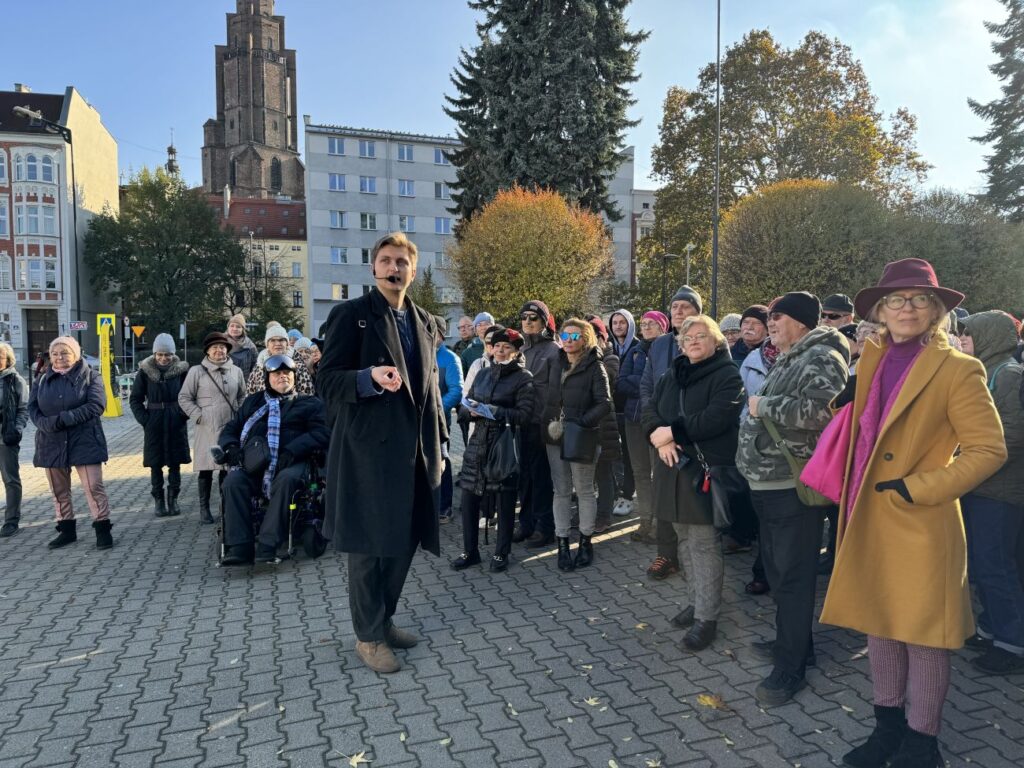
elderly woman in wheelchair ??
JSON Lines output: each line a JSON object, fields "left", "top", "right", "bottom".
{"left": 214, "top": 355, "right": 330, "bottom": 565}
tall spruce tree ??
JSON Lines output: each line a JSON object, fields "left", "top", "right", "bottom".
{"left": 445, "top": 0, "right": 647, "bottom": 228}
{"left": 969, "top": 0, "right": 1024, "bottom": 220}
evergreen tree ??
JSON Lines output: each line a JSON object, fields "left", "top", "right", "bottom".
{"left": 969, "top": 0, "right": 1024, "bottom": 220}
{"left": 445, "top": 0, "right": 647, "bottom": 229}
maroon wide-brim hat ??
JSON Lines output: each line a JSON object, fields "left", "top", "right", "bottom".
{"left": 854, "top": 258, "right": 964, "bottom": 320}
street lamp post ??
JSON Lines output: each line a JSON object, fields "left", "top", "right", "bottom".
{"left": 660, "top": 252, "right": 679, "bottom": 314}
{"left": 12, "top": 106, "right": 81, "bottom": 344}
{"left": 711, "top": 0, "right": 722, "bottom": 319}
{"left": 684, "top": 242, "right": 696, "bottom": 285}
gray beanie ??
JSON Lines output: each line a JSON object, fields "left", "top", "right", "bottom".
{"left": 265, "top": 324, "right": 288, "bottom": 344}
{"left": 671, "top": 285, "right": 703, "bottom": 314}
{"left": 153, "top": 333, "right": 176, "bottom": 355}
{"left": 720, "top": 313, "right": 742, "bottom": 332}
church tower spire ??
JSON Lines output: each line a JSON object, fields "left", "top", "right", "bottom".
{"left": 202, "top": 0, "right": 304, "bottom": 199}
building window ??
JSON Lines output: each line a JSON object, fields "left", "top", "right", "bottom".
{"left": 434, "top": 182, "right": 451, "bottom": 200}
{"left": 292, "top": 261, "right": 301, "bottom": 278}
{"left": 0, "top": 203, "right": 7, "bottom": 238}
{"left": 360, "top": 213, "right": 377, "bottom": 231}
{"left": 642, "top": 202, "right": 650, "bottom": 209}
{"left": 0, "top": 257, "right": 10, "bottom": 291}
{"left": 42, "top": 205, "right": 56, "bottom": 236}
{"left": 291, "top": 244, "right": 301, "bottom": 251}
{"left": 434, "top": 147, "right": 450, "bottom": 165}
{"left": 269, "top": 261, "right": 280, "bottom": 277}
{"left": 0, "top": 151, "right": 7, "bottom": 184}
{"left": 332, "top": 283, "right": 348, "bottom": 301}
{"left": 398, "top": 179, "right": 415, "bottom": 197}
{"left": 330, "top": 247, "right": 347, "bottom": 265}
{"left": 230, "top": 159, "right": 237, "bottom": 187}
{"left": 397, "top": 143, "right": 414, "bottom": 162}
{"left": 358, "top": 140, "right": 376, "bottom": 158}
{"left": 435, "top": 251, "right": 452, "bottom": 269}
{"left": 329, "top": 173, "right": 346, "bottom": 191}
{"left": 328, "top": 137, "right": 344, "bottom": 155}
{"left": 252, "top": 262, "right": 263, "bottom": 278}
{"left": 435, "top": 217, "right": 452, "bottom": 235}
{"left": 362, "top": 285, "right": 371, "bottom": 296}
{"left": 292, "top": 291, "right": 304, "bottom": 307}
{"left": 41, "top": 156, "right": 54, "bottom": 183}
{"left": 15, "top": 205, "right": 40, "bottom": 235}
{"left": 29, "top": 260, "right": 42, "bottom": 289}
{"left": 399, "top": 215, "right": 414, "bottom": 232}
{"left": 361, "top": 248, "right": 371, "bottom": 265}
{"left": 359, "top": 176, "right": 377, "bottom": 194}
{"left": 330, "top": 210, "right": 347, "bottom": 229}
{"left": 25, "top": 154, "right": 38, "bottom": 181}
{"left": 268, "top": 244, "right": 280, "bottom": 251}
{"left": 270, "top": 157, "right": 282, "bottom": 191}
{"left": 639, "top": 226, "right": 653, "bottom": 239}
{"left": 282, "top": 209, "right": 290, "bottom": 217}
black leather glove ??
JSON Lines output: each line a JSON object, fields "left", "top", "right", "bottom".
{"left": 875, "top": 479, "right": 913, "bottom": 504}
{"left": 834, "top": 375, "right": 857, "bottom": 408}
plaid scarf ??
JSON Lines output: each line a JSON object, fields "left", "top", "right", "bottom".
{"left": 761, "top": 339, "right": 780, "bottom": 371}
{"left": 239, "top": 393, "right": 282, "bottom": 497}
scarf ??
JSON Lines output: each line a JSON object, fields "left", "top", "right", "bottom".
{"left": 239, "top": 393, "right": 282, "bottom": 498}
{"left": 761, "top": 340, "right": 780, "bottom": 371}
{"left": 845, "top": 346, "right": 922, "bottom": 518}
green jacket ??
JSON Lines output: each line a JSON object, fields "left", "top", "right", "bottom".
{"left": 965, "top": 311, "right": 1024, "bottom": 504}
{"left": 736, "top": 326, "right": 849, "bottom": 488}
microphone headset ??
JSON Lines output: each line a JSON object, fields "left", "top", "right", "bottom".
{"left": 371, "top": 266, "right": 402, "bottom": 284}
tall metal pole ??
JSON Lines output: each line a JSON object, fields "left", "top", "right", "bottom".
{"left": 711, "top": 0, "right": 722, "bottom": 319}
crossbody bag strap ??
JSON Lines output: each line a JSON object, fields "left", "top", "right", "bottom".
{"left": 202, "top": 365, "right": 238, "bottom": 415}
{"left": 761, "top": 414, "right": 801, "bottom": 471}
{"left": 677, "top": 389, "right": 709, "bottom": 471}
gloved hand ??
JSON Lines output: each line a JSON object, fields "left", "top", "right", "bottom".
{"left": 441, "top": 441, "right": 450, "bottom": 461}
{"left": 875, "top": 479, "right": 912, "bottom": 504}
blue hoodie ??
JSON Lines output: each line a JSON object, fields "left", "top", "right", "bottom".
{"left": 609, "top": 309, "right": 638, "bottom": 414}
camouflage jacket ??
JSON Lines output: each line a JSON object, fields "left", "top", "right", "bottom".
{"left": 736, "top": 326, "right": 849, "bottom": 487}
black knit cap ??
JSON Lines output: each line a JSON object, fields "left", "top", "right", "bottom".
{"left": 490, "top": 328, "right": 525, "bottom": 349}
{"left": 771, "top": 292, "right": 821, "bottom": 330}
{"left": 740, "top": 304, "right": 769, "bottom": 328}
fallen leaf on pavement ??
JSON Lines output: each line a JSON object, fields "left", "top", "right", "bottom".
{"left": 840, "top": 705, "right": 855, "bottom": 713}
{"left": 645, "top": 759, "right": 663, "bottom": 767}
{"left": 635, "top": 623, "right": 648, "bottom": 630}
{"left": 439, "top": 738, "right": 452, "bottom": 746}
{"left": 399, "top": 733, "right": 406, "bottom": 742}
{"left": 507, "top": 703, "right": 519, "bottom": 716}
{"left": 696, "top": 693, "right": 730, "bottom": 711}
{"left": 347, "top": 752, "right": 371, "bottom": 767}
{"left": 609, "top": 760, "right": 619, "bottom": 768}
{"left": 584, "top": 697, "right": 601, "bottom": 706}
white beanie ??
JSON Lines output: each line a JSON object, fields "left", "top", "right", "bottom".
{"left": 265, "top": 324, "right": 288, "bottom": 344}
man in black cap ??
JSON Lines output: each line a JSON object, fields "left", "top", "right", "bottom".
{"left": 736, "top": 291, "right": 849, "bottom": 706}
{"left": 821, "top": 294, "right": 855, "bottom": 329}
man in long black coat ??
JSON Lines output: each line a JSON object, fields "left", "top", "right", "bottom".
{"left": 318, "top": 232, "right": 446, "bottom": 674}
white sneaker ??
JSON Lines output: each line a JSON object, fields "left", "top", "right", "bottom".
{"left": 479, "top": 517, "right": 487, "bottom": 529}
{"left": 612, "top": 498, "right": 633, "bottom": 516}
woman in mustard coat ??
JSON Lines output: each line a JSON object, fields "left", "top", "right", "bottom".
{"left": 820, "top": 259, "right": 1006, "bottom": 768}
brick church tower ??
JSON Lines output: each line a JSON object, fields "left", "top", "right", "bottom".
{"left": 202, "top": 0, "right": 304, "bottom": 199}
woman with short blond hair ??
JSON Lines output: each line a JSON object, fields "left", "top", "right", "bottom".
{"left": 0, "top": 342, "right": 29, "bottom": 538}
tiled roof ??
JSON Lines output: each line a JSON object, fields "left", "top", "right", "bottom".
{"left": 207, "top": 195, "right": 306, "bottom": 240}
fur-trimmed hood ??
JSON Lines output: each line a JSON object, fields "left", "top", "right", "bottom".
{"left": 139, "top": 355, "right": 189, "bottom": 382}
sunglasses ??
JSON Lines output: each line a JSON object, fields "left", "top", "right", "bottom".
{"left": 521, "top": 313, "right": 541, "bottom": 322}
{"left": 559, "top": 331, "right": 582, "bottom": 342}
{"left": 822, "top": 312, "right": 847, "bottom": 320}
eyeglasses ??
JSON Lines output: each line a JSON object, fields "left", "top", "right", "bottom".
{"left": 681, "top": 333, "right": 710, "bottom": 344}
{"left": 768, "top": 312, "right": 786, "bottom": 321}
{"left": 639, "top": 321, "right": 659, "bottom": 328}
{"left": 822, "top": 312, "right": 847, "bottom": 321}
{"left": 521, "top": 313, "right": 541, "bottom": 322}
{"left": 559, "top": 332, "right": 582, "bottom": 342}
{"left": 882, "top": 293, "right": 933, "bottom": 310}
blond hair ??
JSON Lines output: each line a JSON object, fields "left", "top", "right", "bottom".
{"left": 561, "top": 318, "right": 598, "bottom": 351}
{"left": 872, "top": 294, "right": 948, "bottom": 343}
{"left": 677, "top": 315, "right": 727, "bottom": 349}
{"left": 371, "top": 231, "right": 418, "bottom": 266}
{"left": 0, "top": 342, "right": 14, "bottom": 369}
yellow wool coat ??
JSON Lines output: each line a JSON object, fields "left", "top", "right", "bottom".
{"left": 820, "top": 332, "right": 1006, "bottom": 649}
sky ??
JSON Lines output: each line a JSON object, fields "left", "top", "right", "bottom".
{"left": 1, "top": 0, "right": 1006, "bottom": 194}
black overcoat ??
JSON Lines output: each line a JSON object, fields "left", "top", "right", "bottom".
{"left": 457, "top": 354, "right": 535, "bottom": 496}
{"left": 643, "top": 349, "right": 744, "bottom": 525}
{"left": 29, "top": 359, "right": 109, "bottom": 468}
{"left": 317, "top": 288, "right": 447, "bottom": 557}
{"left": 129, "top": 356, "right": 191, "bottom": 467}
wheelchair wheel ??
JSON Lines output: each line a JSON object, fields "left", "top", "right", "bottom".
{"left": 302, "top": 526, "right": 328, "bottom": 559}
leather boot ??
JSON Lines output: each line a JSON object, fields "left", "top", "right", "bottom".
{"left": 574, "top": 534, "right": 593, "bottom": 568}
{"left": 47, "top": 519, "right": 77, "bottom": 549}
{"left": 843, "top": 705, "right": 907, "bottom": 768}
{"left": 153, "top": 491, "right": 168, "bottom": 517}
{"left": 198, "top": 476, "right": 214, "bottom": 524}
{"left": 556, "top": 537, "right": 574, "bottom": 571}
{"left": 355, "top": 641, "right": 400, "bottom": 674}
{"left": 889, "top": 728, "right": 942, "bottom": 768}
{"left": 93, "top": 519, "right": 113, "bottom": 550}
{"left": 167, "top": 488, "right": 182, "bottom": 516}
{"left": 682, "top": 619, "right": 717, "bottom": 651}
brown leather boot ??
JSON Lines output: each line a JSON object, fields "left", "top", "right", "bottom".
{"left": 355, "top": 641, "right": 400, "bottom": 673}
{"left": 385, "top": 623, "right": 419, "bottom": 649}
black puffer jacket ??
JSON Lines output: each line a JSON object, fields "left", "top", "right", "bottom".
{"left": 458, "top": 354, "right": 535, "bottom": 495}
{"left": 598, "top": 349, "right": 621, "bottom": 461}
{"left": 218, "top": 391, "right": 330, "bottom": 471}
{"left": 543, "top": 346, "right": 612, "bottom": 448}
{"left": 29, "top": 360, "right": 108, "bottom": 468}
{"left": 129, "top": 356, "right": 191, "bottom": 467}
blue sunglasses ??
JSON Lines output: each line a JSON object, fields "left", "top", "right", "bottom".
{"left": 559, "top": 332, "right": 582, "bottom": 342}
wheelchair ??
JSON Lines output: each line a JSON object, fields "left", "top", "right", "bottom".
{"left": 217, "top": 453, "right": 329, "bottom": 565}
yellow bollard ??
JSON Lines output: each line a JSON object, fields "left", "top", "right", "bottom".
{"left": 96, "top": 314, "right": 123, "bottom": 417}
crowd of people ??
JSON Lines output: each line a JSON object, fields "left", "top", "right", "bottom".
{"left": 0, "top": 231, "right": 1021, "bottom": 768}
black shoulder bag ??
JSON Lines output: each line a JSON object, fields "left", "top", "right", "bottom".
{"left": 679, "top": 391, "right": 747, "bottom": 531}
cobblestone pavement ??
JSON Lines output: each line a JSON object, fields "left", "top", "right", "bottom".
{"left": 0, "top": 413, "right": 1022, "bottom": 767}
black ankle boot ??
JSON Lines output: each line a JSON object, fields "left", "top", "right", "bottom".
{"left": 843, "top": 705, "right": 907, "bottom": 768}
{"left": 93, "top": 519, "right": 113, "bottom": 550}
{"left": 48, "top": 519, "right": 77, "bottom": 549}
{"left": 167, "top": 489, "right": 182, "bottom": 516}
{"left": 573, "top": 535, "right": 593, "bottom": 568}
{"left": 682, "top": 619, "right": 717, "bottom": 651}
{"left": 890, "top": 728, "right": 941, "bottom": 768}
{"left": 557, "top": 537, "right": 574, "bottom": 571}
{"left": 198, "top": 476, "right": 214, "bottom": 524}
{"left": 153, "top": 491, "right": 168, "bottom": 517}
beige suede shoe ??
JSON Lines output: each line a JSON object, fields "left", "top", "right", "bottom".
{"left": 355, "top": 641, "right": 400, "bottom": 673}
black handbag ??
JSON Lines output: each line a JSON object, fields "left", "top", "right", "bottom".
{"left": 679, "top": 391, "right": 746, "bottom": 530}
{"left": 242, "top": 436, "right": 272, "bottom": 475}
{"left": 560, "top": 420, "right": 600, "bottom": 463}
{"left": 484, "top": 422, "right": 519, "bottom": 483}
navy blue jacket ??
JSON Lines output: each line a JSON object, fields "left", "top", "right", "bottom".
{"left": 29, "top": 359, "right": 109, "bottom": 468}
{"left": 616, "top": 338, "right": 651, "bottom": 422}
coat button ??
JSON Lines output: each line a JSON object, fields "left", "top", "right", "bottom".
{"left": 884, "top": 452, "right": 894, "bottom": 461}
